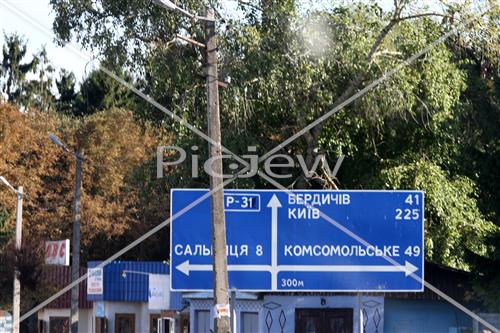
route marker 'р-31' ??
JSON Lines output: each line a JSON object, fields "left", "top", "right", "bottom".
{"left": 170, "top": 189, "right": 424, "bottom": 292}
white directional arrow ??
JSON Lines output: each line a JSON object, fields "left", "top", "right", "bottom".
{"left": 278, "top": 261, "right": 418, "bottom": 277}
{"left": 176, "top": 260, "right": 418, "bottom": 277}
{"left": 266, "top": 194, "right": 282, "bottom": 290}
{"left": 176, "top": 260, "right": 272, "bottom": 276}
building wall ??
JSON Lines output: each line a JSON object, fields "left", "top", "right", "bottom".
{"left": 0, "top": 311, "right": 12, "bottom": 333}
{"left": 37, "top": 308, "right": 93, "bottom": 333}
{"left": 102, "top": 301, "right": 161, "bottom": 333}
{"left": 188, "top": 295, "right": 384, "bottom": 333}
{"left": 262, "top": 295, "right": 383, "bottom": 333}
{"left": 189, "top": 299, "right": 262, "bottom": 333}
{"left": 474, "top": 313, "right": 500, "bottom": 333}
{"left": 384, "top": 299, "right": 473, "bottom": 333}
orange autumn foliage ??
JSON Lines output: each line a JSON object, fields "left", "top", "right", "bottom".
{"left": 0, "top": 103, "right": 167, "bottom": 265}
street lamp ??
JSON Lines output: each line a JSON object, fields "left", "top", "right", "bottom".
{"left": 48, "top": 132, "right": 84, "bottom": 333}
{"left": 0, "top": 176, "right": 18, "bottom": 193}
{"left": 151, "top": 3, "right": 230, "bottom": 333}
{"left": 152, "top": 0, "right": 215, "bottom": 21}
{"left": 0, "top": 176, "right": 23, "bottom": 333}
{"left": 49, "top": 132, "right": 84, "bottom": 159}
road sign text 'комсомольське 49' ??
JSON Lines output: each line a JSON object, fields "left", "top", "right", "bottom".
{"left": 170, "top": 189, "right": 424, "bottom": 292}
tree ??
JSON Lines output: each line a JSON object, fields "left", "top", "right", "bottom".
{"left": 77, "top": 69, "right": 137, "bottom": 116}
{"left": 0, "top": 102, "right": 60, "bottom": 310}
{"left": 55, "top": 69, "right": 78, "bottom": 115}
{"left": 73, "top": 107, "right": 164, "bottom": 260}
{"left": 469, "top": 231, "right": 500, "bottom": 311}
{"left": 0, "top": 102, "right": 170, "bottom": 309}
{"left": 377, "top": 160, "right": 496, "bottom": 269}
{"left": 23, "top": 47, "right": 56, "bottom": 112}
{"left": 48, "top": 0, "right": 498, "bottom": 182}
{"left": 0, "top": 34, "right": 39, "bottom": 103}
{"left": 450, "top": 32, "right": 500, "bottom": 309}
{"left": 47, "top": 0, "right": 499, "bottom": 300}
{"left": 0, "top": 34, "right": 55, "bottom": 111}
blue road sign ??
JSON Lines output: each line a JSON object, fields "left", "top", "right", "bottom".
{"left": 170, "top": 189, "right": 424, "bottom": 292}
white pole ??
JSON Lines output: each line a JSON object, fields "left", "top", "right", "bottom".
{"left": 358, "top": 292, "right": 363, "bottom": 333}
{"left": 230, "top": 289, "right": 236, "bottom": 333}
{"left": 12, "top": 186, "right": 23, "bottom": 333}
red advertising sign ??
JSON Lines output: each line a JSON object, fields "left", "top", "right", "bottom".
{"left": 45, "top": 240, "right": 70, "bottom": 265}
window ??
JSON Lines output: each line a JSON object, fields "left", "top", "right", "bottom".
{"left": 195, "top": 310, "right": 211, "bottom": 333}
{"left": 49, "top": 317, "right": 69, "bottom": 333}
{"left": 241, "top": 312, "right": 259, "bottom": 333}
{"left": 150, "top": 314, "right": 160, "bottom": 333}
{"left": 95, "top": 317, "right": 107, "bottom": 333}
{"left": 181, "top": 316, "right": 189, "bottom": 333}
{"left": 151, "top": 316, "right": 174, "bottom": 333}
{"left": 295, "top": 309, "right": 353, "bottom": 333}
{"left": 115, "top": 313, "right": 135, "bottom": 333}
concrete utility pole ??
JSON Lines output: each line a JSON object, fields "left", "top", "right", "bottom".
{"left": 48, "top": 133, "right": 84, "bottom": 333}
{"left": 205, "top": 7, "right": 231, "bottom": 333}
{"left": 0, "top": 176, "right": 23, "bottom": 333}
{"left": 70, "top": 152, "right": 83, "bottom": 333}
{"left": 149, "top": 2, "right": 229, "bottom": 329}
{"left": 13, "top": 186, "right": 23, "bottom": 333}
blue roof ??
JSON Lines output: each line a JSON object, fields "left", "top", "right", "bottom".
{"left": 87, "top": 261, "right": 171, "bottom": 302}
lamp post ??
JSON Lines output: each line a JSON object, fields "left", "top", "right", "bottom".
{"left": 0, "top": 176, "right": 23, "bottom": 333}
{"left": 48, "top": 133, "right": 84, "bottom": 333}
{"left": 152, "top": 0, "right": 215, "bottom": 21}
{"left": 151, "top": 2, "right": 230, "bottom": 332}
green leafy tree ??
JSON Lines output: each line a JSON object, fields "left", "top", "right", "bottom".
{"left": 47, "top": 0, "right": 499, "bottom": 301}
{"left": 469, "top": 231, "right": 500, "bottom": 311}
{"left": 377, "top": 159, "right": 496, "bottom": 269}
{"left": 450, "top": 32, "right": 500, "bottom": 309}
{"left": 55, "top": 69, "right": 78, "bottom": 115}
{"left": 77, "top": 69, "right": 137, "bottom": 116}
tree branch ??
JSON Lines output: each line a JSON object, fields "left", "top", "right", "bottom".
{"left": 300, "top": 2, "right": 454, "bottom": 183}
{"left": 398, "top": 12, "right": 453, "bottom": 21}
{"left": 313, "top": 14, "right": 399, "bottom": 137}
{"left": 235, "top": 0, "right": 262, "bottom": 12}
